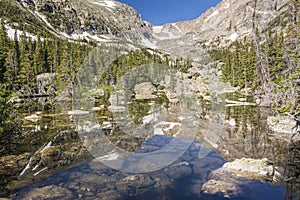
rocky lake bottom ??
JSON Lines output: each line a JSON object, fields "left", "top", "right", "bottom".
{"left": 11, "top": 136, "right": 287, "bottom": 200}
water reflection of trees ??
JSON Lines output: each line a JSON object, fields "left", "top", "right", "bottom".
{"left": 222, "top": 105, "right": 274, "bottom": 160}
{"left": 225, "top": 103, "right": 300, "bottom": 199}
{"left": 284, "top": 141, "right": 300, "bottom": 199}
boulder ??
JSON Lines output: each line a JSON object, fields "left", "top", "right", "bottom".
{"left": 221, "top": 158, "right": 274, "bottom": 181}
{"left": 91, "top": 105, "right": 105, "bottom": 111}
{"left": 165, "top": 90, "right": 179, "bottom": 104}
{"left": 202, "top": 179, "right": 245, "bottom": 198}
{"left": 267, "top": 116, "right": 295, "bottom": 134}
{"left": 108, "top": 105, "right": 126, "bottom": 113}
{"left": 36, "top": 73, "right": 55, "bottom": 95}
{"left": 154, "top": 122, "right": 182, "bottom": 137}
{"left": 134, "top": 82, "right": 157, "bottom": 100}
{"left": 202, "top": 158, "right": 275, "bottom": 198}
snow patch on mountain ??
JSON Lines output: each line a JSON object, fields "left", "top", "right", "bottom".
{"left": 34, "top": 10, "right": 112, "bottom": 43}
{"left": 92, "top": 0, "right": 116, "bottom": 9}
{"left": 227, "top": 33, "right": 238, "bottom": 41}
{"left": 204, "top": 10, "right": 219, "bottom": 23}
{"left": 5, "top": 25, "right": 37, "bottom": 41}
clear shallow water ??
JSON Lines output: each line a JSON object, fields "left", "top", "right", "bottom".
{"left": 1, "top": 92, "right": 300, "bottom": 199}
{"left": 12, "top": 136, "right": 286, "bottom": 200}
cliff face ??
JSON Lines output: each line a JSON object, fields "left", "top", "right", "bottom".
{"left": 20, "top": 0, "right": 148, "bottom": 35}
{"left": 0, "top": 0, "right": 153, "bottom": 45}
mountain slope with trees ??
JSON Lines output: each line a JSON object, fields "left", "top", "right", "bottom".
{"left": 209, "top": 0, "right": 300, "bottom": 113}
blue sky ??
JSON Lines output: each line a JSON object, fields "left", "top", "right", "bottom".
{"left": 117, "top": 0, "right": 221, "bottom": 25}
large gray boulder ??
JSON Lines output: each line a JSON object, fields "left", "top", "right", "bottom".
{"left": 134, "top": 82, "right": 157, "bottom": 100}
{"left": 202, "top": 157, "right": 279, "bottom": 198}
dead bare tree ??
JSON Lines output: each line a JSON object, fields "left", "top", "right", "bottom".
{"left": 251, "top": 0, "right": 270, "bottom": 93}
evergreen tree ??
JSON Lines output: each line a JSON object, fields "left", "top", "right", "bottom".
{"left": 17, "top": 31, "right": 35, "bottom": 93}
{"left": 4, "top": 49, "right": 17, "bottom": 90}
{"left": 268, "top": 32, "right": 285, "bottom": 85}
{"left": 33, "top": 34, "right": 45, "bottom": 75}
{"left": 4, "top": 31, "right": 19, "bottom": 90}
{"left": 0, "top": 19, "right": 9, "bottom": 84}
{"left": 55, "top": 41, "right": 71, "bottom": 91}
{"left": 43, "top": 36, "right": 50, "bottom": 73}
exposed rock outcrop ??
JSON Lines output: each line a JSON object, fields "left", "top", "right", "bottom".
{"left": 36, "top": 73, "right": 55, "bottom": 95}
{"left": 20, "top": 0, "right": 148, "bottom": 36}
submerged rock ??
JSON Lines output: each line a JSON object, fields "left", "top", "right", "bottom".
{"left": 24, "top": 185, "right": 73, "bottom": 200}
{"left": 117, "top": 174, "right": 156, "bottom": 193}
{"left": 0, "top": 153, "right": 30, "bottom": 175}
{"left": 5, "top": 131, "right": 91, "bottom": 192}
{"left": 164, "top": 162, "right": 193, "bottom": 180}
{"left": 202, "top": 179, "right": 246, "bottom": 198}
{"left": 96, "top": 190, "right": 122, "bottom": 200}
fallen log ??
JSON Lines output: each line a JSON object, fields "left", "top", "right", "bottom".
{"left": 19, "top": 93, "right": 55, "bottom": 99}
{"left": 225, "top": 99, "right": 256, "bottom": 107}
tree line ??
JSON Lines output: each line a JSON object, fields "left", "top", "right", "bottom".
{"left": 0, "top": 19, "right": 90, "bottom": 95}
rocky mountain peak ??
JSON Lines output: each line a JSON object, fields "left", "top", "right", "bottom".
{"left": 16, "top": 0, "right": 149, "bottom": 40}
{"left": 2, "top": 0, "right": 294, "bottom": 57}
{"left": 152, "top": 0, "right": 291, "bottom": 60}
{"left": 159, "top": 0, "right": 288, "bottom": 37}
